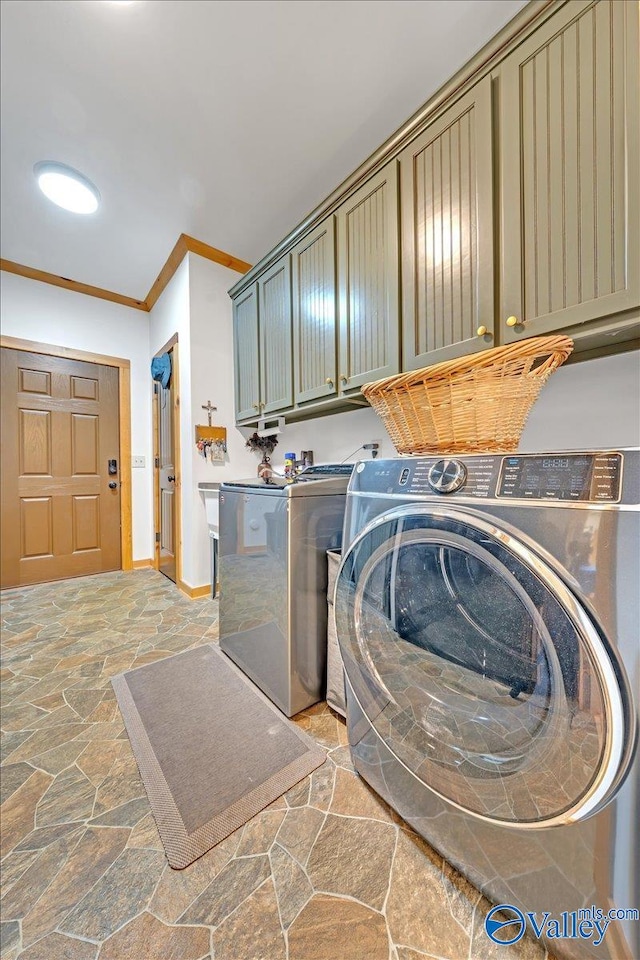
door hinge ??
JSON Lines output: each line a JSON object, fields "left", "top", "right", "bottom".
{"left": 155, "top": 532, "right": 161, "bottom": 543}
{"left": 153, "top": 383, "right": 159, "bottom": 395}
{"left": 154, "top": 457, "right": 160, "bottom": 469}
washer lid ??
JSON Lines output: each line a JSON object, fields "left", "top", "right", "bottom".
{"left": 335, "top": 505, "right": 633, "bottom": 827}
{"left": 221, "top": 464, "right": 354, "bottom": 497}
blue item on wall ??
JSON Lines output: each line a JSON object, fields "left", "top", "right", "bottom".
{"left": 151, "top": 353, "right": 171, "bottom": 388}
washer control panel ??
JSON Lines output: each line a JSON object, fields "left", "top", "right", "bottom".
{"left": 427, "top": 459, "right": 467, "bottom": 494}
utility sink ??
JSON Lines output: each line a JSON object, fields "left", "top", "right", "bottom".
{"left": 198, "top": 482, "right": 220, "bottom": 535}
{"left": 198, "top": 482, "right": 220, "bottom": 597}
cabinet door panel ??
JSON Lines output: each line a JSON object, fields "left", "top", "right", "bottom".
{"left": 501, "top": 0, "right": 639, "bottom": 340}
{"left": 401, "top": 76, "right": 494, "bottom": 368}
{"left": 292, "top": 218, "right": 337, "bottom": 404}
{"left": 337, "top": 162, "right": 399, "bottom": 391}
{"left": 259, "top": 257, "right": 293, "bottom": 414}
{"left": 233, "top": 284, "right": 260, "bottom": 422}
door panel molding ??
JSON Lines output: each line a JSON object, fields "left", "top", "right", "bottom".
{"left": 0, "top": 335, "right": 133, "bottom": 573}
{"left": 20, "top": 497, "right": 53, "bottom": 558}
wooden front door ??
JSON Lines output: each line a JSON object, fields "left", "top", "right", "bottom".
{"left": 155, "top": 371, "right": 177, "bottom": 583}
{"left": 0, "top": 348, "right": 122, "bottom": 588}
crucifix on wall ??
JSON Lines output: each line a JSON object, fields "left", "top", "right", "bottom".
{"left": 195, "top": 401, "right": 227, "bottom": 463}
{"left": 202, "top": 400, "right": 217, "bottom": 427}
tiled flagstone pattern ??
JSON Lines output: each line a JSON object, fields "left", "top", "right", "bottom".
{"left": 1, "top": 570, "right": 553, "bottom": 960}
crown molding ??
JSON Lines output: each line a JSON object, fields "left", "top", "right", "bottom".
{"left": 145, "top": 234, "right": 252, "bottom": 310}
{"left": 0, "top": 232, "right": 252, "bottom": 313}
{"left": 0, "top": 257, "right": 149, "bottom": 311}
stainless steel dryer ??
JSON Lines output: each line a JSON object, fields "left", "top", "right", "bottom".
{"left": 335, "top": 451, "right": 639, "bottom": 960}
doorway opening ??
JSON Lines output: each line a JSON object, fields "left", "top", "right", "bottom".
{"left": 153, "top": 335, "right": 181, "bottom": 584}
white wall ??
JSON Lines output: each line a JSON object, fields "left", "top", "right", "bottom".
{"left": 147, "top": 255, "right": 191, "bottom": 497}
{"left": 519, "top": 350, "right": 640, "bottom": 451}
{"left": 278, "top": 405, "right": 395, "bottom": 468}
{"left": 148, "top": 254, "right": 256, "bottom": 589}
{"left": 277, "top": 349, "right": 640, "bottom": 467}
{"left": 188, "top": 254, "right": 256, "bottom": 586}
{"left": 0, "top": 271, "right": 153, "bottom": 561}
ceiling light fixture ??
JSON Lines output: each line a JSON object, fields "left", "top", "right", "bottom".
{"left": 34, "top": 162, "right": 101, "bottom": 215}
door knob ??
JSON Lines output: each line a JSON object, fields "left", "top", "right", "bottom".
{"left": 108, "top": 481, "right": 117, "bottom": 489}
{"left": 340, "top": 374, "right": 348, "bottom": 385}
{"left": 476, "top": 325, "right": 488, "bottom": 337}
{"left": 325, "top": 377, "right": 334, "bottom": 387}
{"left": 167, "top": 475, "right": 176, "bottom": 483}
{"left": 506, "top": 316, "right": 520, "bottom": 328}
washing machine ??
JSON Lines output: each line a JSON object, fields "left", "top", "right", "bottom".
{"left": 334, "top": 450, "right": 639, "bottom": 960}
{"left": 219, "top": 464, "right": 353, "bottom": 716}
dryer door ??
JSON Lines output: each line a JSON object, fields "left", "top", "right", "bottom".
{"left": 335, "top": 505, "right": 632, "bottom": 827}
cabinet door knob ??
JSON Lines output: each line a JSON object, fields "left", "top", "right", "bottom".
{"left": 325, "top": 378, "right": 334, "bottom": 387}
{"left": 253, "top": 403, "right": 259, "bottom": 410}
{"left": 340, "top": 374, "right": 348, "bottom": 384}
{"left": 506, "top": 316, "right": 520, "bottom": 328}
{"left": 476, "top": 325, "right": 487, "bottom": 337}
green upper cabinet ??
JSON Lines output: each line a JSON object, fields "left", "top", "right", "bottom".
{"left": 337, "top": 160, "right": 400, "bottom": 391}
{"left": 500, "top": 0, "right": 639, "bottom": 342}
{"left": 258, "top": 256, "right": 293, "bottom": 415}
{"left": 233, "top": 283, "right": 260, "bottom": 422}
{"left": 291, "top": 217, "right": 337, "bottom": 404}
{"left": 401, "top": 76, "right": 494, "bottom": 369}
{"left": 230, "top": 0, "right": 639, "bottom": 426}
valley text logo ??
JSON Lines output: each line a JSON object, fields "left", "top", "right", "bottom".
{"left": 484, "top": 903, "right": 639, "bottom": 948}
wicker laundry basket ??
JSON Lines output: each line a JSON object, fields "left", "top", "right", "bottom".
{"left": 361, "top": 335, "right": 573, "bottom": 455}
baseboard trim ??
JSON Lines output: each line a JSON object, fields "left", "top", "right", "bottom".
{"left": 177, "top": 580, "right": 212, "bottom": 600}
{"left": 132, "top": 558, "right": 154, "bottom": 569}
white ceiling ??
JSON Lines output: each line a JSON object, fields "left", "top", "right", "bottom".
{"left": 1, "top": 0, "right": 527, "bottom": 299}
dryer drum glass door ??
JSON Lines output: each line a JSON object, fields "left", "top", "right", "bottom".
{"left": 335, "top": 506, "right": 629, "bottom": 827}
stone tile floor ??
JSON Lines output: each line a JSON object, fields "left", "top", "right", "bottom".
{"left": 1, "top": 570, "right": 551, "bottom": 960}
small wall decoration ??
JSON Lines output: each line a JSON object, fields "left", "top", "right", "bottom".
{"left": 195, "top": 400, "right": 227, "bottom": 463}
{"left": 246, "top": 431, "right": 278, "bottom": 479}
{"left": 245, "top": 431, "right": 278, "bottom": 457}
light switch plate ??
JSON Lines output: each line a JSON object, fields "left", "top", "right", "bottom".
{"left": 132, "top": 456, "right": 145, "bottom": 468}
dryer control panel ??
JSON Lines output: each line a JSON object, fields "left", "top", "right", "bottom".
{"left": 496, "top": 453, "right": 622, "bottom": 502}
{"left": 402, "top": 456, "right": 498, "bottom": 498}
{"left": 353, "top": 452, "right": 628, "bottom": 503}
